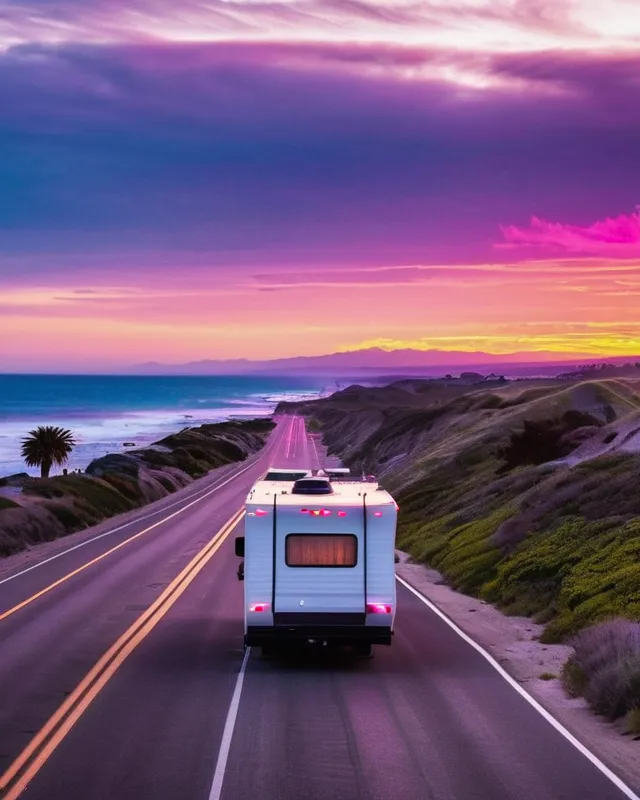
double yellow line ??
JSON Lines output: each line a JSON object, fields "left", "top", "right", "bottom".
{"left": 0, "top": 507, "right": 245, "bottom": 800}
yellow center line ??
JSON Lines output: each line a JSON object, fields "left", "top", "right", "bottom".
{"left": 0, "top": 508, "right": 246, "bottom": 800}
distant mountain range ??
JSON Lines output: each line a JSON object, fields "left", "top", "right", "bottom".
{"left": 131, "top": 347, "right": 639, "bottom": 376}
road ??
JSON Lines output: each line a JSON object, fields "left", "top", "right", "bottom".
{"left": 0, "top": 415, "right": 637, "bottom": 800}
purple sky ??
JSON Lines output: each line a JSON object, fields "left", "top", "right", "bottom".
{"left": 1, "top": 1, "right": 640, "bottom": 368}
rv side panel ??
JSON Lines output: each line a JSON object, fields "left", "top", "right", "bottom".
{"left": 363, "top": 504, "right": 397, "bottom": 628}
{"left": 244, "top": 506, "right": 275, "bottom": 629}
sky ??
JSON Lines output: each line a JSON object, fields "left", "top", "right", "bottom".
{"left": 1, "top": 0, "right": 640, "bottom": 370}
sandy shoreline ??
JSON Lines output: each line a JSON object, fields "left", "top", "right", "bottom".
{"left": 0, "top": 410, "right": 271, "bottom": 479}
{"left": 395, "top": 551, "right": 640, "bottom": 792}
{"left": 0, "top": 378, "right": 324, "bottom": 479}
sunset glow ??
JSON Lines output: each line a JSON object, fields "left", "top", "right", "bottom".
{"left": 1, "top": 0, "right": 639, "bottom": 369}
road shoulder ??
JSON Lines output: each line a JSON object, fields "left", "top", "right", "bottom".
{"left": 395, "top": 551, "right": 640, "bottom": 793}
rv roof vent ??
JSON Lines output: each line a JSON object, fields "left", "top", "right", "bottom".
{"left": 291, "top": 477, "right": 333, "bottom": 495}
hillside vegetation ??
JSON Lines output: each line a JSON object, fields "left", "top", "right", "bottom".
{"left": 0, "top": 419, "right": 274, "bottom": 557}
{"left": 278, "top": 375, "right": 640, "bottom": 728}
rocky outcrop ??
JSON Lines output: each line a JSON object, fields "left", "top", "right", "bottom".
{"left": 0, "top": 473, "right": 30, "bottom": 488}
{"left": 0, "top": 418, "right": 275, "bottom": 558}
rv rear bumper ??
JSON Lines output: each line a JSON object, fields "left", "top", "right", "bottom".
{"left": 245, "top": 625, "right": 393, "bottom": 646}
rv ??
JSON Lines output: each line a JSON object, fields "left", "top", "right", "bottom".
{"left": 235, "top": 470, "right": 398, "bottom": 656}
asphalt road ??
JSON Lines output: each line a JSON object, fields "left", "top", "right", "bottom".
{"left": 0, "top": 415, "right": 637, "bottom": 800}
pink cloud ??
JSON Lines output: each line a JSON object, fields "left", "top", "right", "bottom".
{"left": 497, "top": 207, "right": 640, "bottom": 254}
{"left": 1, "top": 0, "right": 632, "bottom": 52}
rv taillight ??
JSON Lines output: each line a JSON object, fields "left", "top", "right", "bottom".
{"left": 338, "top": 511, "right": 347, "bottom": 517}
{"left": 249, "top": 603, "right": 269, "bottom": 612}
{"left": 394, "top": 502, "right": 399, "bottom": 511}
{"left": 366, "top": 603, "right": 392, "bottom": 614}
{"left": 254, "top": 508, "right": 268, "bottom": 516}
{"left": 374, "top": 511, "right": 383, "bottom": 517}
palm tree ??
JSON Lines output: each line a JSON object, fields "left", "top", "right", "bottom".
{"left": 21, "top": 426, "right": 76, "bottom": 479}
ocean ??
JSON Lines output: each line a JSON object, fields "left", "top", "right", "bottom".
{"left": 0, "top": 374, "right": 325, "bottom": 478}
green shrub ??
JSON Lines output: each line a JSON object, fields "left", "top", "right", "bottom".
{"left": 86, "top": 453, "right": 140, "bottom": 478}
{"left": 206, "top": 438, "right": 245, "bottom": 463}
{"left": 23, "top": 478, "right": 66, "bottom": 499}
{"left": 562, "top": 659, "right": 588, "bottom": 698}
{"left": 497, "top": 411, "right": 602, "bottom": 471}
{"left": 137, "top": 449, "right": 174, "bottom": 469}
{"left": 68, "top": 476, "right": 135, "bottom": 515}
{"left": 22, "top": 474, "right": 137, "bottom": 527}
{"left": 474, "top": 394, "right": 503, "bottom": 410}
{"left": 103, "top": 473, "right": 145, "bottom": 503}
{"left": 551, "top": 527, "right": 640, "bottom": 632}
{"left": 406, "top": 508, "right": 510, "bottom": 594}
{"left": 44, "top": 503, "right": 85, "bottom": 531}
{"left": 576, "top": 452, "right": 638, "bottom": 474}
{"left": 563, "top": 620, "right": 640, "bottom": 721}
{"left": 0, "top": 497, "right": 19, "bottom": 510}
{"left": 480, "top": 517, "right": 640, "bottom": 639}
{"left": 166, "top": 447, "right": 202, "bottom": 476}
{"left": 626, "top": 707, "right": 640, "bottom": 735}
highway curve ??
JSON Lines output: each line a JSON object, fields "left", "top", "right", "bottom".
{"left": 0, "top": 415, "right": 637, "bottom": 800}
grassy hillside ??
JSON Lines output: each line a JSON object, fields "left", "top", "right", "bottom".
{"left": 279, "top": 376, "right": 640, "bottom": 728}
{"left": 0, "top": 418, "right": 274, "bottom": 557}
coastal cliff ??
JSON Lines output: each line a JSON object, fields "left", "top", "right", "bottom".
{"left": 0, "top": 418, "right": 274, "bottom": 557}
{"left": 278, "top": 376, "right": 640, "bottom": 731}
{"left": 277, "top": 377, "right": 640, "bottom": 638}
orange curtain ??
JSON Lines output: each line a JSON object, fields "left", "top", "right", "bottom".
{"left": 286, "top": 535, "right": 357, "bottom": 566}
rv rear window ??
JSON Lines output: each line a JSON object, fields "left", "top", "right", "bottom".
{"left": 285, "top": 534, "right": 357, "bottom": 567}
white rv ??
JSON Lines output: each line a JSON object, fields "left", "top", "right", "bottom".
{"left": 235, "top": 471, "right": 398, "bottom": 656}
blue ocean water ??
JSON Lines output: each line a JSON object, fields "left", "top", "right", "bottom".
{"left": 0, "top": 374, "right": 324, "bottom": 477}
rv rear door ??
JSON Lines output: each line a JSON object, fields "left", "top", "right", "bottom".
{"left": 273, "top": 505, "right": 365, "bottom": 615}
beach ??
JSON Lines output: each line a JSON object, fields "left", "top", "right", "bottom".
{"left": 0, "top": 374, "right": 323, "bottom": 477}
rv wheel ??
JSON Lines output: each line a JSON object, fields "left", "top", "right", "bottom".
{"left": 355, "top": 643, "right": 372, "bottom": 658}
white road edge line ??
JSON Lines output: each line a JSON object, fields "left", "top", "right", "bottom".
{"left": 293, "top": 415, "right": 297, "bottom": 457}
{"left": 284, "top": 415, "right": 293, "bottom": 459}
{"left": 309, "top": 434, "right": 320, "bottom": 468}
{"left": 396, "top": 575, "right": 640, "bottom": 800}
{"left": 208, "top": 646, "right": 252, "bottom": 800}
{"left": 0, "top": 431, "right": 281, "bottom": 589}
